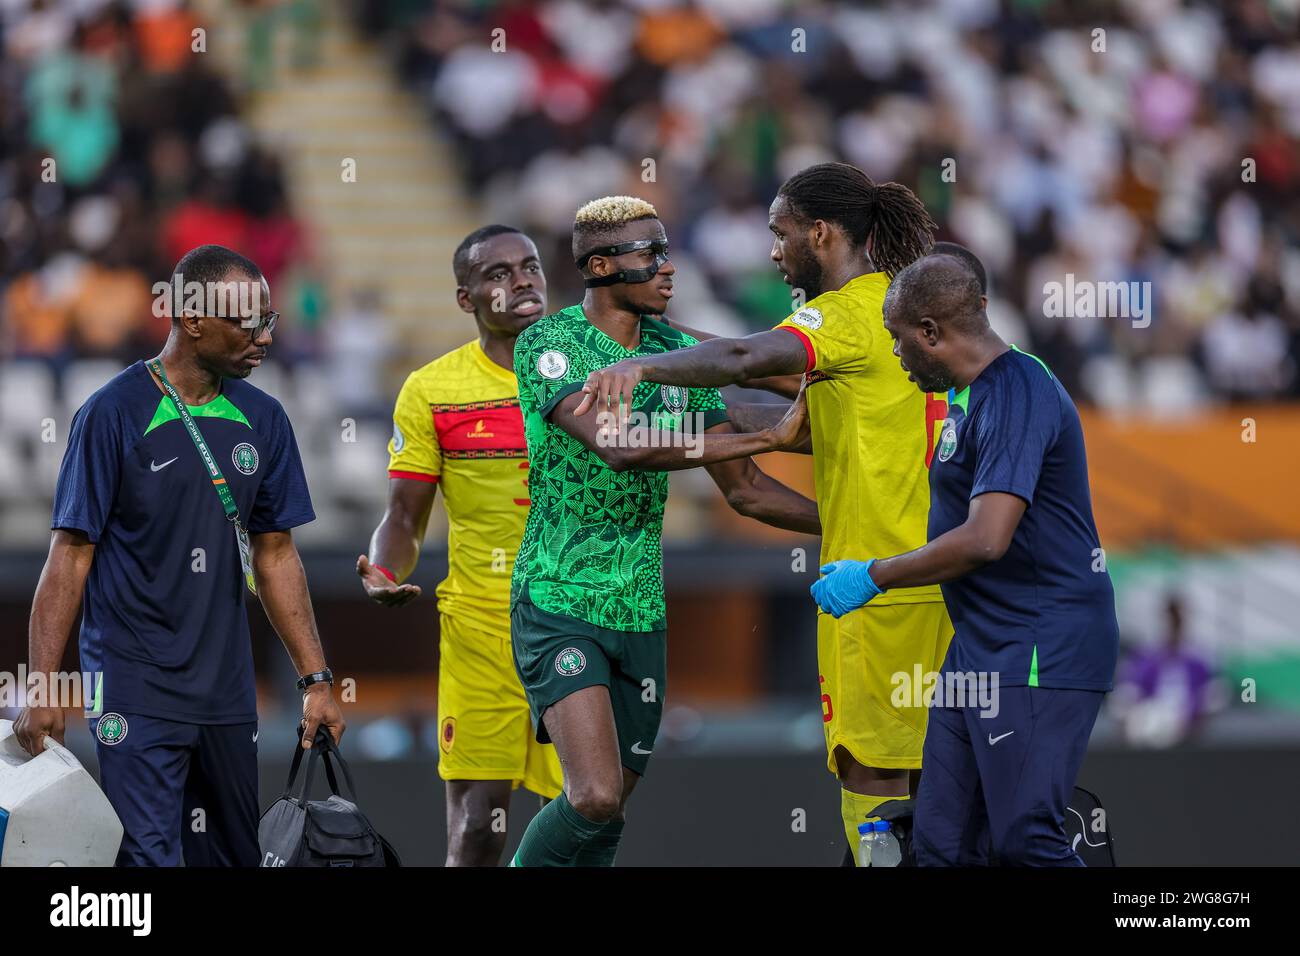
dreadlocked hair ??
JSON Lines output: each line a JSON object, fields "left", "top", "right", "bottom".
{"left": 778, "top": 162, "right": 936, "bottom": 279}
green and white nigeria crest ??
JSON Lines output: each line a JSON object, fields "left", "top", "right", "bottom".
{"left": 96, "top": 712, "right": 129, "bottom": 746}
{"left": 555, "top": 647, "right": 587, "bottom": 676}
{"left": 937, "top": 419, "right": 958, "bottom": 462}
{"left": 660, "top": 384, "right": 689, "bottom": 415}
{"left": 232, "top": 442, "right": 259, "bottom": 475}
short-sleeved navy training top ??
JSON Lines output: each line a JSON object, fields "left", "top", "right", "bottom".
{"left": 927, "top": 347, "right": 1119, "bottom": 691}
{"left": 51, "top": 360, "right": 314, "bottom": 722}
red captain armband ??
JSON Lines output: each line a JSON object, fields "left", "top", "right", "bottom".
{"left": 374, "top": 565, "right": 397, "bottom": 583}
{"left": 777, "top": 325, "right": 817, "bottom": 372}
{"left": 388, "top": 470, "right": 439, "bottom": 484}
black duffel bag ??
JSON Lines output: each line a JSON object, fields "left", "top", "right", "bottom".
{"left": 258, "top": 728, "right": 400, "bottom": 868}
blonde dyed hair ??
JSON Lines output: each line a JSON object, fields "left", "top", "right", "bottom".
{"left": 572, "top": 196, "right": 661, "bottom": 265}
{"left": 574, "top": 195, "right": 658, "bottom": 226}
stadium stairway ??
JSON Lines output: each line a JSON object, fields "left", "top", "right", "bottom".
{"left": 199, "top": 0, "right": 482, "bottom": 368}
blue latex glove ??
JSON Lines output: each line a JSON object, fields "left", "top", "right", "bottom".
{"left": 810, "top": 559, "right": 883, "bottom": 617}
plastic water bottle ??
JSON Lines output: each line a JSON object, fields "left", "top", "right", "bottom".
{"left": 871, "top": 819, "right": 902, "bottom": 867}
{"left": 856, "top": 821, "right": 874, "bottom": 867}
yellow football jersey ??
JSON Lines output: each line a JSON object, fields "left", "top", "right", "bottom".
{"left": 387, "top": 340, "right": 531, "bottom": 630}
{"left": 775, "top": 272, "right": 947, "bottom": 605}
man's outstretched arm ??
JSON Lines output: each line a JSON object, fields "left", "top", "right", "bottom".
{"left": 550, "top": 383, "right": 808, "bottom": 472}
{"left": 703, "top": 428, "right": 821, "bottom": 535}
{"left": 868, "top": 494, "right": 1028, "bottom": 590}
{"left": 667, "top": 320, "right": 804, "bottom": 400}
{"left": 726, "top": 401, "right": 813, "bottom": 455}
{"left": 810, "top": 494, "right": 1028, "bottom": 618}
{"left": 356, "top": 477, "right": 438, "bottom": 607}
{"left": 574, "top": 329, "right": 809, "bottom": 417}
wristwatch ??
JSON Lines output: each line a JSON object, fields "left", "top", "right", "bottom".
{"left": 296, "top": 668, "right": 334, "bottom": 691}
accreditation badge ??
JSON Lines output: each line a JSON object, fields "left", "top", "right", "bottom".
{"left": 235, "top": 521, "right": 257, "bottom": 595}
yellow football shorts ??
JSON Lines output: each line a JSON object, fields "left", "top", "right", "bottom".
{"left": 817, "top": 600, "right": 954, "bottom": 773}
{"left": 437, "top": 612, "right": 562, "bottom": 798}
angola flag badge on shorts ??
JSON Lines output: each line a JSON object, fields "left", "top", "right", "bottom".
{"left": 439, "top": 716, "right": 456, "bottom": 754}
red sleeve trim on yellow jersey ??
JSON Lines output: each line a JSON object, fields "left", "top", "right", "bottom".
{"left": 777, "top": 325, "right": 817, "bottom": 372}
{"left": 388, "top": 470, "right": 439, "bottom": 483}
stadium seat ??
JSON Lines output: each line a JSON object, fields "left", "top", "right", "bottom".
{"left": 1140, "top": 357, "right": 1208, "bottom": 418}
{"left": 29, "top": 432, "right": 66, "bottom": 496}
{"left": 326, "top": 429, "right": 391, "bottom": 505}
{"left": 0, "top": 434, "right": 29, "bottom": 502}
{"left": 0, "top": 505, "right": 54, "bottom": 545}
{"left": 62, "top": 360, "right": 126, "bottom": 418}
{"left": 1080, "top": 355, "right": 1135, "bottom": 415}
{"left": 0, "top": 362, "right": 57, "bottom": 441}
{"left": 289, "top": 364, "right": 337, "bottom": 426}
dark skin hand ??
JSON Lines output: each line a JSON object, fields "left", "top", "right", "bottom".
{"left": 551, "top": 385, "right": 809, "bottom": 472}
{"left": 657, "top": 319, "right": 811, "bottom": 453}
{"left": 14, "top": 529, "right": 93, "bottom": 756}
{"left": 868, "top": 493, "right": 1028, "bottom": 590}
{"left": 250, "top": 529, "right": 345, "bottom": 748}
{"left": 574, "top": 327, "right": 810, "bottom": 419}
{"left": 548, "top": 386, "right": 820, "bottom": 534}
{"left": 724, "top": 401, "right": 813, "bottom": 455}
{"left": 357, "top": 478, "right": 435, "bottom": 606}
{"left": 700, "top": 424, "right": 820, "bottom": 533}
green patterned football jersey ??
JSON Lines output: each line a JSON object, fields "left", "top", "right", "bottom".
{"left": 512, "top": 304, "right": 730, "bottom": 631}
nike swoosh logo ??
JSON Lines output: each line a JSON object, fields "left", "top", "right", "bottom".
{"left": 630, "top": 741, "right": 653, "bottom": 755}
{"left": 252, "top": 730, "right": 259, "bottom": 743}
{"left": 988, "top": 731, "right": 1015, "bottom": 746}
{"left": 150, "top": 457, "right": 179, "bottom": 472}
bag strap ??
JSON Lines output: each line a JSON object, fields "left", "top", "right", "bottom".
{"left": 288, "top": 728, "right": 358, "bottom": 804}
{"left": 316, "top": 730, "right": 360, "bottom": 801}
{"left": 284, "top": 727, "right": 338, "bottom": 795}
{"left": 284, "top": 730, "right": 308, "bottom": 795}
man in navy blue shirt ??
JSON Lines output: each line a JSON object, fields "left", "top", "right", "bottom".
{"left": 15, "top": 244, "right": 345, "bottom": 866}
{"left": 811, "top": 254, "right": 1118, "bottom": 865}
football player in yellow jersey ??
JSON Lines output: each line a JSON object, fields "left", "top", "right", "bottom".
{"left": 576, "top": 163, "right": 953, "bottom": 863}
{"left": 355, "top": 225, "right": 563, "bottom": 866}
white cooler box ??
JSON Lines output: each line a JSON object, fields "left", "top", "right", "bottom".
{"left": 0, "top": 719, "right": 122, "bottom": 866}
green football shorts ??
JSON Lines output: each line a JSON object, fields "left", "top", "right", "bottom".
{"left": 510, "top": 597, "right": 666, "bottom": 776}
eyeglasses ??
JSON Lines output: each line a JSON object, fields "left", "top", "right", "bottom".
{"left": 196, "top": 311, "right": 279, "bottom": 339}
{"left": 240, "top": 310, "right": 279, "bottom": 339}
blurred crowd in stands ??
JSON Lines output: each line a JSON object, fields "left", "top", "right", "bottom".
{"left": 0, "top": 0, "right": 396, "bottom": 546}
{"left": 0, "top": 0, "right": 328, "bottom": 372}
{"left": 3, "top": 0, "right": 1300, "bottom": 542}
{"left": 363, "top": 0, "right": 1300, "bottom": 410}
{"left": 0, "top": 1, "right": 1290, "bottom": 731}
